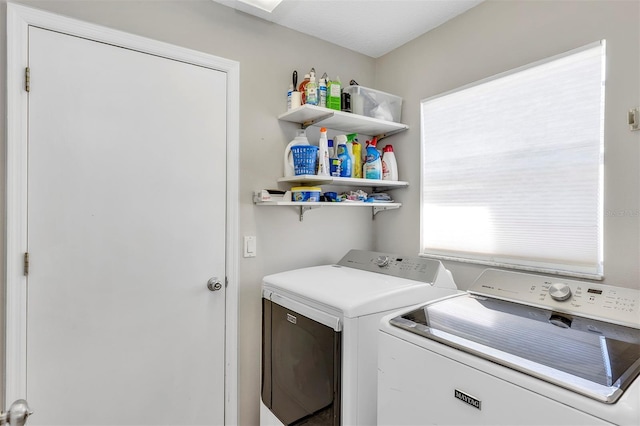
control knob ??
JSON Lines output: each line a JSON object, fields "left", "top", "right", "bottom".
{"left": 549, "top": 283, "right": 572, "bottom": 301}
{"left": 375, "top": 255, "right": 390, "bottom": 268}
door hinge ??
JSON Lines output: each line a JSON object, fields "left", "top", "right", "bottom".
{"left": 23, "top": 252, "right": 29, "bottom": 276}
{"left": 25, "top": 67, "right": 30, "bottom": 92}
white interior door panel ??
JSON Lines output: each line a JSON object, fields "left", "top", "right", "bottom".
{"left": 26, "top": 26, "right": 227, "bottom": 425}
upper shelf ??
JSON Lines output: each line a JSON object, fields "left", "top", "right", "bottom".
{"left": 278, "top": 104, "right": 409, "bottom": 138}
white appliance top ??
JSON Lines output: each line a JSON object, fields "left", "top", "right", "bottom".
{"left": 390, "top": 268, "right": 640, "bottom": 404}
{"left": 262, "top": 250, "right": 458, "bottom": 318}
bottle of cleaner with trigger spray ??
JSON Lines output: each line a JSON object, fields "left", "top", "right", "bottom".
{"left": 352, "top": 141, "right": 362, "bottom": 179}
{"left": 363, "top": 137, "right": 382, "bottom": 180}
{"left": 317, "top": 127, "right": 330, "bottom": 176}
{"left": 346, "top": 133, "right": 357, "bottom": 178}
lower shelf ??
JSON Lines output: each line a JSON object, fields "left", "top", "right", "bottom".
{"left": 255, "top": 201, "right": 401, "bottom": 221}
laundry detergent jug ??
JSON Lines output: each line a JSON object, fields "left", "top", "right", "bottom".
{"left": 284, "top": 129, "right": 309, "bottom": 177}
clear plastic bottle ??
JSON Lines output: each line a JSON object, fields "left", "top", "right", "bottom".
{"left": 318, "top": 78, "right": 327, "bottom": 108}
{"left": 298, "top": 73, "right": 310, "bottom": 104}
{"left": 382, "top": 144, "right": 398, "bottom": 181}
{"left": 306, "top": 73, "right": 318, "bottom": 105}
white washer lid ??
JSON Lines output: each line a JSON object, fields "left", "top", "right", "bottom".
{"left": 390, "top": 293, "right": 640, "bottom": 404}
{"left": 262, "top": 264, "right": 459, "bottom": 318}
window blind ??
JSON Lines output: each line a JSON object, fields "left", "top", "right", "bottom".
{"left": 420, "top": 41, "right": 605, "bottom": 279}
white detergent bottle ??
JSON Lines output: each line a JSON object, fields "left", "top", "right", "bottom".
{"left": 318, "top": 78, "right": 327, "bottom": 108}
{"left": 317, "top": 127, "right": 330, "bottom": 176}
{"left": 284, "top": 129, "right": 309, "bottom": 177}
{"left": 382, "top": 144, "right": 398, "bottom": 181}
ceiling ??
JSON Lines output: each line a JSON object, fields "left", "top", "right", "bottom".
{"left": 212, "top": 0, "right": 484, "bottom": 58}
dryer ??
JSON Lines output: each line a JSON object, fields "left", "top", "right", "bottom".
{"left": 260, "top": 250, "right": 461, "bottom": 426}
{"left": 378, "top": 268, "right": 640, "bottom": 425}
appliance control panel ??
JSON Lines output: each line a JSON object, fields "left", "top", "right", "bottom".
{"left": 469, "top": 269, "right": 640, "bottom": 328}
{"left": 336, "top": 249, "right": 445, "bottom": 284}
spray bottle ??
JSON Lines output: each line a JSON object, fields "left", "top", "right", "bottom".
{"left": 306, "top": 71, "right": 318, "bottom": 105}
{"left": 337, "top": 143, "right": 352, "bottom": 178}
{"left": 317, "top": 127, "right": 330, "bottom": 176}
{"left": 346, "top": 133, "right": 357, "bottom": 178}
{"left": 352, "top": 141, "right": 362, "bottom": 178}
{"left": 363, "top": 137, "right": 382, "bottom": 180}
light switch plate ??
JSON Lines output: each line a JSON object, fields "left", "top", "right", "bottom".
{"left": 244, "top": 236, "right": 256, "bottom": 258}
{"left": 629, "top": 107, "right": 639, "bottom": 131}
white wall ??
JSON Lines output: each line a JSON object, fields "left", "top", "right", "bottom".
{"left": 374, "top": 0, "right": 640, "bottom": 290}
{"left": 0, "top": 1, "right": 377, "bottom": 423}
{"left": 2, "top": 0, "right": 638, "bottom": 424}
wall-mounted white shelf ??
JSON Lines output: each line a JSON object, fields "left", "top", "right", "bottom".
{"left": 278, "top": 104, "right": 408, "bottom": 138}
{"left": 277, "top": 175, "right": 409, "bottom": 189}
{"left": 266, "top": 102, "right": 409, "bottom": 220}
{"left": 254, "top": 199, "right": 401, "bottom": 221}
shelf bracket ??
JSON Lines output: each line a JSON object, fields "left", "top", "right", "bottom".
{"left": 375, "top": 127, "right": 406, "bottom": 141}
{"left": 299, "top": 205, "right": 320, "bottom": 221}
{"left": 301, "top": 111, "right": 335, "bottom": 129}
{"left": 372, "top": 204, "right": 400, "bottom": 219}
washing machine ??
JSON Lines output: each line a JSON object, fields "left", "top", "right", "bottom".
{"left": 260, "top": 249, "right": 462, "bottom": 426}
{"left": 378, "top": 268, "right": 640, "bottom": 425}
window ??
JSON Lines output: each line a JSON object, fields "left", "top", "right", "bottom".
{"left": 420, "top": 41, "right": 605, "bottom": 279}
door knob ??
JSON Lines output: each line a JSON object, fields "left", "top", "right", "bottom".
{"left": 207, "top": 277, "right": 223, "bottom": 292}
{"left": 0, "top": 399, "right": 33, "bottom": 426}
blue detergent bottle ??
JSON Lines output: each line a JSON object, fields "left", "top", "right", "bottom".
{"left": 337, "top": 144, "right": 352, "bottom": 178}
{"left": 363, "top": 137, "right": 382, "bottom": 180}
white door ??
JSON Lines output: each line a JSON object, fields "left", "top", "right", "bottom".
{"left": 23, "top": 26, "right": 227, "bottom": 425}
